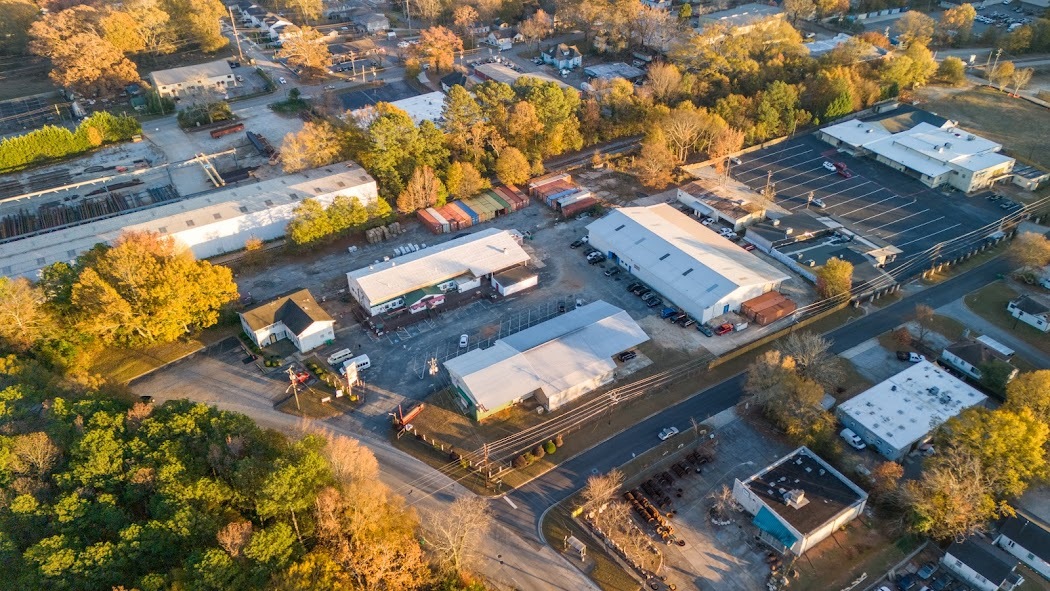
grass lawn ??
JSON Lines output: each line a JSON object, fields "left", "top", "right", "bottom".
{"left": 541, "top": 502, "right": 641, "bottom": 591}
{"left": 914, "top": 86, "right": 1050, "bottom": 168}
{"left": 91, "top": 324, "right": 240, "bottom": 384}
{"left": 965, "top": 281, "right": 1050, "bottom": 357}
{"left": 920, "top": 243, "right": 1006, "bottom": 286}
{"left": 275, "top": 385, "right": 357, "bottom": 418}
{"left": 793, "top": 524, "right": 923, "bottom": 591}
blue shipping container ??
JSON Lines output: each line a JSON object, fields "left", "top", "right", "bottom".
{"left": 453, "top": 201, "right": 480, "bottom": 223}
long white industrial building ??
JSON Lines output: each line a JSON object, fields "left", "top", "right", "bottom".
{"left": 0, "top": 162, "right": 378, "bottom": 278}
{"left": 586, "top": 204, "right": 789, "bottom": 323}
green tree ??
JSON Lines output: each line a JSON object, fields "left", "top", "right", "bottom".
{"left": 978, "top": 360, "right": 1017, "bottom": 396}
{"left": 905, "top": 447, "right": 1005, "bottom": 540}
{"left": 0, "top": 0, "right": 40, "bottom": 55}
{"left": 678, "top": 2, "right": 692, "bottom": 20}
{"left": 495, "top": 147, "right": 530, "bottom": 186}
{"left": 69, "top": 231, "right": 238, "bottom": 346}
{"left": 287, "top": 198, "right": 336, "bottom": 246}
{"left": 442, "top": 85, "right": 485, "bottom": 162}
{"left": 326, "top": 196, "right": 369, "bottom": 235}
{"left": 936, "top": 56, "right": 968, "bottom": 86}
{"left": 815, "top": 257, "right": 853, "bottom": 298}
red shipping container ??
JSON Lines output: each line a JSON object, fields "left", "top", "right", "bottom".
{"left": 501, "top": 184, "right": 531, "bottom": 209}
{"left": 560, "top": 196, "right": 598, "bottom": 218}
{"left": 416, "top": 208, "right": 443, "bottom": 234}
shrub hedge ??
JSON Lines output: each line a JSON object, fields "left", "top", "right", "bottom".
{"left": 0, "top": 112, "right": 141, "bottom": 173}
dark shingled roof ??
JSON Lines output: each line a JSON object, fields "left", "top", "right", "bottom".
{"left": 999, "top": 515, "right": 1050, "bottom": 562}
{"left": 339, "top": 80, "right": 419, "bottom": 111}
{"left": 944, "top": 337, "right": 1012, "bottom": 368}
{"left": 865, "top": 104, "right": 950, "bottom": 133}
{"left": 1011, "top": 295, "right": 1050, "bottom": 316}
{"left": 948, "top": 538, "right": 1019, "bottom": 586}
{"left": 241, "top": 289, "right": 333, "bottom": 336}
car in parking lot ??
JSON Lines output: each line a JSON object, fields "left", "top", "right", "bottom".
{"left": 811, "top": 198, "right": 826, "bottom": 208}
{"left": 618, "top": 350, "right": 637, "bottom": 362}
{"left": 681, "top": 317, "right": 695, "bottom": 328}
{"left": 1000, "top": 200, "right": 1020, "bottom": 209}
{"left": 646, "top": 298, "right": 663, "bottom": 308}
{"left": 570, "top": 239, "right": 585, "bottom": 248}
{"left": 670, "top": 312, "right": 688, "bottom": 323}
{"left": 627, "top": 282, "right": 642, "bottom": 292}
{"left": 714, "top": 323, "right": 733, "bottom": 335}
{"left": 840, "top": 428, "right": 866, "bottom": 450}
{"left": 917, "top": 562, "right": 937, "bottom": 580}
{"left": 658, "top": 427, "right": 679, "bottom": 440}
{"left": 896, "top": 573, "right": 917, "bottom": 591}
{"left": 701, "top": 217, "right": 714, "bottom": 226}
{"left": 459, "top": 334, "right": 469, "bottom": 348}
{"left": 636, "top": 288, "right": 652, "bottom": 298}
{"left": 897, "top": 351, "right": 925, "bottom": 362}
{"left": 588, "top": 255, "right": 605, "bottom": 264}
{"left": 278, "top": 77, "right": 287, "bottom": 84}
{"left": 742, "top": 243, "right": 756, "bottom": 251}
{"left": 661, "top": 307, "right": 677, "bottom": 318}
{"left": 604, "top": 267, "right": 620, "bottom": 277}
{"left": 837, "top": 167, "right": 853, "bottom": 178}
{"left": 822, "top": 161, "right": 837, "bottom": 171}
{"left": 697, "top": 324, "right": 714, "bottom": 337}
{"left": 987, "top": 193, "right": 1002, "bottom": 201}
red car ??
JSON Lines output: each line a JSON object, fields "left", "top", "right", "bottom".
{"left": 835, "top": 162, "right": 853, "bottom": 178}
{"left": 715, "top": 323, "right": 733, "bottom": 336}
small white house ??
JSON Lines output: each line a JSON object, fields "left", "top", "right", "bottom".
{"left": 943, "top": 538, "right": 1024, "bottom": 591}
{"left": 995, "top": 515, "right": 1050, "bottom": 582}
{"left": 240, "top": 289, "right": 335, "bottom": 353}
{"left": 485, "top": 27, "right": 522, "bottom": 51}
{"left": 1007, "top": 295, "right": 1050, "bottom": 333}
{"left": 541, "top": 43, "right": 582, "bottom": 70}
{"left": 940, "top": 337, "right": 1018, "bottom": 382}
{"left": 491, "top": 267, "right": 538, "bottom": 296}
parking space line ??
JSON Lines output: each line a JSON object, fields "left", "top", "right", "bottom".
{"left": 895, "top": 223, "right": 963, "bottom": 248}
{"left": 735, "top": 144, "right": 811, "bottom": 174}
{"left": 734, "top": 149, "right": 816, "bottom": 180}
{"left": 811, "top": 185, "right": 884, "bottom": 210}
{"left": 866, "top": 208, "right": 930, "bottom": 231}
{"left": 879, "top": 216, "right": 946, "bottom": 240}
{"left": 775, "top": 169, "right": 842, "bottom": 194}
{"left": 837, "top": 194, "right": 899, "bottom": 217}
{"left": 736, "top": 154, "right": 823, "bottom": 184}
{"left": 853, "top": 200, "right": 920, "bottom": 224}
{"left": 786, "top": 179, "right": 876, "bottom": 211}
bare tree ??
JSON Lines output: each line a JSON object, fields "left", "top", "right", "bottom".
{"left": 321, "top": 432, "right": 380, "bottom": 484}
{"left": 1010, "top": 67, "right": 1033, "bottom": 96}
{"left": 779, "top": 331, "right": 843, "bottom": 388}
{"left": 10, "top": 432, "right": 61, "bottom": 478}
{"left": 744, "top": 350, "right": 795, "bottom": 406}
{"left": 425, "top": 496, "right": 492, "bottom": 575}
{"left": 581, "top": 468, "right": 624, "bottom": 513}
{"left": 1007, "top": 231, "right": 1050, "bottom": 273}
{"left": 708, "top": 484, "right": 738, "bottom": 519}
{"left": 913, "top": 304, "right": 936, "bottom": 347}
{"left": 217, "top": 520, "right": 253, "bottom": 557}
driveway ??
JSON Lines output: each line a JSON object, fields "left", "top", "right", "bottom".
{"left": 937, "top": 297, "right": 1050, "bottom": 368}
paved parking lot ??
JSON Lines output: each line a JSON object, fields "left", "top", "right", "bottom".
{"left": 732, "top": 135, "right": 1008, "bottom": 270}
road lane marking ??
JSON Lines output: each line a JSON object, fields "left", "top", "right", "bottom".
{"left": 503, "top": 496, "right": 518, "bottom": 509}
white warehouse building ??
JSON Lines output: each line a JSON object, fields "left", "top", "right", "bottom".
{"left": 586, "top": 204, "right": 789, "bottom": 323}
{"left": 817, "top": 118, "right": 1014, "bottom": 193}
{"left": 444, "top": 300, "right": 649, "bottom": 421}
{"left": 346, "top": 228, "right": 531, "bottom": 317}
{"left": 836, "top": 360, "right": 987, "bottom": 461}
{"left": 0, "top": 162, "right": 378, "bottom": 279}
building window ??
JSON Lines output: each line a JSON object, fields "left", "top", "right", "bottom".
{"left": 955, "top": 560, "right": 962, "bottom": 567}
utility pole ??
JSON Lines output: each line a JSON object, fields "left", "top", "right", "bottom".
{"left": 286, "top": 368, "right": 302, "bottom": 412}
{"left": 228, "top": 6, "right": 245, "bottom": 63}
{"left": 991, "top": 48, "right": 1003, "bottom": 79}
{"left": 806, "top": 190, "right": 814, "bottom": 208}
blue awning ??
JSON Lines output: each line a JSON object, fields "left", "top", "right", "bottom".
{"left": 753, "top": 506, "right": 799, "bottom": 548}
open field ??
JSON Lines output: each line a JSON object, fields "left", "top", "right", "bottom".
{"left": 915, "top": 86, "right": 1050, "bottom": 169}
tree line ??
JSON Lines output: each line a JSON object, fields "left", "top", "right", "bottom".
{"left": 0, "top": 354, "right": 491, "bottom": 590}
{"left": 0, "top": 231, "right": 238, "bottom": 378}
{"left": 0, "top": 112, "right": 140, "bottom": 173}
{"left": 22, "top": 0, "right": 229, "bottom": 98}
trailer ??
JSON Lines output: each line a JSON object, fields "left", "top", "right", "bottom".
{"left": 210, "top": 122, "right": 245, "bottom": 138}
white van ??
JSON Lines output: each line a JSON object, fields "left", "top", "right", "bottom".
{"left": 327, "top": 348, "right": 354, "bottom": 366}
{"left": 340, "top": 354, "right": 371, "bottom": 375}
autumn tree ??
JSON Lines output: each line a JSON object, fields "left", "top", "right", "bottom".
{"left": 445, "top": 161, "right": 488, "bottom": 199}
{"left": 278, "top": 0, "right": 323, "bottom": 22}
{"left": 163, "top": 0, "right": 227, "bottom": 52}
{"left": 870, "top": 461, "right": 904, "bottom": 500}
{"left": 815, "top": 0, "right": 848, "bottom": 17}
{"left": 708, "top": 127, "right": 746, "bottom": 165}
{"left": 396, "top": 165, "right": 446, "bottom": 213}
{"left": 99, "top": 9, "right": 146, "bottom": 53}
{"left": 939, "top": 3, "right": 976, "bottom": 44}
{"left": 644, "top": 62, "right": 683, "bottom": 103}
{"left": 520, "top": 10, "right": 553, "bottom": 48}
{"left": 778, "top": 331, "right": 844, "bottom": 389}
{"left": 636, "top": 129, "right": 676, "bottom": 188}
{"left": 894, "top": 11, "right": 936, "bottom": 46}
{"left": 1010, "top": 67, "right": 1034, "bottom": 95}
{"left": 29, "top": 7, "right": 140, "bottom": 98}
{"left": 783, "top": 0, "right": 816, "bottom": 23}
{"left": 69, "top": 232, "right": 238, "bottom": 346}
{"left": 495, "top": 147, "right": 531, "bottom": 185}
{"left": 425, "top": 496, "right": 492, "bottom": 575}
{"left": 815, "top": 257, "right": 853, "bottom": 298}
{"left": 280, "top": 27, "right": 331, "bottom": 80}
{"left": 991, "top": 60, "right": 1016, "bottom": 91}
{"left": 1004, "top": 371, "right": 1050, "bottom": 425}
{"left": 412, "top": 26, "right": 463, "bottom": 74}
{"left": 287, "top": 198, "right": 336, "bottom": 246}
{"left": 936, "top": 57, "right": 967, "bottom": 86}
{"left": 1007, "top": 231, "right": 1050, "bottom": 272}
{"left": 657, "top": 103, "right": 727, "bottom": 163}
{"left": 125, "top": 0, "right": 176, "bottom": 56}
{"left": 281, "top": 121, "right": 347, "bottom": 173}
{"left": 581, "top": 469, "right": 624, "bottom": 513}
{"left": 905, "top": 448, "right": 1004, "bottom": 540}
{"left": 0, "top": 277, "right": 53, "bottom": 351}
{"left": 453, "top": 5, "right": 479, "bottom": 42}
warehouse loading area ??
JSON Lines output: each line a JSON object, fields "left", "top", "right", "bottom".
{"left": 732, "top": 135, "right": 1011, "bottom": 272}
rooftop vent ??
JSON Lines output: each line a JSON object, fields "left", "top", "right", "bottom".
{"left": 784, "top": 489, "right": 809, "bottom": 509}
{"left": 771, "top": 219, "right": 781, "bottom": 227}
{"left": 945, "top": 142, "right": 953, "bottom": 150}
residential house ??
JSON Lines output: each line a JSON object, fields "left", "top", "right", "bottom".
{"left": 640, "top": 0, "right": 672, "bottom": 9}
{"left": 149, "top": 60, "right": 236, "bottom": 98}
{"left": 353, "top": 12, "right": 390, "bottom": 33}
{"left": 440, "top": 71, "right": 468, "bottom": 92}
{"left": 943, "top": 537, "right": 1024, "bottom": 591}
{"left": 940, "top": 337, "right": 1019, "bottom": 383}
{"left": 995, "top": 514, "right": 1050, "bottom": 581}
{"left": 240, "top": 289, "right": 336, "bottom": 353}
{"left": 1007, "top": 295, "right": 1050, "bottom": 333}
{"left": 733, "top": 447, "right": 868, "bottom": 556}
{"left": 485, "top": 27, "right": 522, "bottom": 51}
{"left": 541, "top": 43, "right": 582, "bottom": 70}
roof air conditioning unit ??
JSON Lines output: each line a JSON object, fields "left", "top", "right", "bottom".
{"left": 967, "top": 135, "right": 976, "bottom": 141}
{"left": 945, "top": 142, "right": 953, "bottom": 149}
{"left": 866, "top": 129, "right": 872, "bottom": 133}
{"left": 771, "top": 218, "right": 781, "bottom": 227}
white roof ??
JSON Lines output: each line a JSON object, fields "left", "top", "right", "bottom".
{"left": 386, "top": 91, "right": 445, "bottom": 124}
{"left": 444, "top": 301, "right": 649, "bottom": 411}
{"left": 347, "top": 228, "right": 529, "bottom": 305}
{"left": 0, "top": 162, "right": 377, "bottom": 278}
{"left": 822, "top": 120, "right": 1013, "bottom": 176}
{"left": 700, "top": 3, "right": 784, "bottom": 27}
{"left": 586, "top": 204, "right": 789, "bottom": 309}
{"left": 150, "top": 59, "right": 233, "bottom": 87}
{"left": 473, "top": 63, "right": 572, "bottom": 90}
{"left": 837, "top": 361, "right": 986, "bottom": 452}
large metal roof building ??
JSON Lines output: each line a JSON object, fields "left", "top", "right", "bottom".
{"left": 586, "top": 204, "right": 789, "bottom": 323}
{"left": 444, "top": 300, "right": 649, "bottom": 420}
{"left": 0, "top": 162, "right": 378, "bottom": 279}
{"left": 346, "top": 228, "right": 530, "bottom": 316}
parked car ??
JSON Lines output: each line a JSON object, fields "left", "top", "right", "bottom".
{"left": 917, "top": 562, "right": 937, "bottom": 580}
{"left": 729, "top": 156, "right": 742, "bottom": 165}
{"left": 742, "top": 243, "right": 756, "bottom": 251}
{"left": 618, "top": 350, "right": 637, "bottom": 362}
{"left": 576, "top": 298, "right": 584, "bottom": 309}
{"left": 896, "top": 351, "right": 925, "bottom": 362}
{"left": 658, "top": 427, "right": 679, "bottom": 440}
{"left": 822, "top": 161, "right": 837, "bottom": 171}
{"left": 681, "top": 318, "right": 696, "bottom": 328}
{"left": 698, "top": 324, "right": 714, "bottom": 337}
{"left": 837, "top": 168, "right": 853, "bottom": 179}
{"left": 715, "top": 323, "right": 733, "bottom": 335}
{"left": 604, "top": 267, "right": 620, "bottom": 277}
{"left": 588, "top": 255, "right": 605, "bottom": 264}
{"left": 701, "top": 217, "right": 715, "bottom": 226}
{"left": 646, "top": 298, "right": 663, "bottom": 308}
{"left": 811, "top": 198, "right": 826, "bottom": 208}
{"left": 661, "top": 307, "right": 678, "bottom": 319}
{"left": 627, "top": 282, "right": 642, "bottom": 292}
{"left": 987, "top": 193, "right": 1002, "bottom": 201}
{"left": 896, "top": 573, "right": 917, "bottom": 591}
{"left": 459, "top": 334, "right": 469, "bottom": 348}
{"left": 278, "top": 77, "right": 287, "bottom": 84}
{"left": 670, "top": 312, "right": 688, "bottom": 323}
{"left": 637, "top": 288, "right": 652, "bottom": 298}
{"left": 840, "top": 428, "right": 866, "bottom": 450}
{"left": 570, "top": 239, "right": 585, "bottom": 248}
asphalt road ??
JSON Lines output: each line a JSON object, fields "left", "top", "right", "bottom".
{"left": 494, "top": 256, "right": 1011, "bottom": 546}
